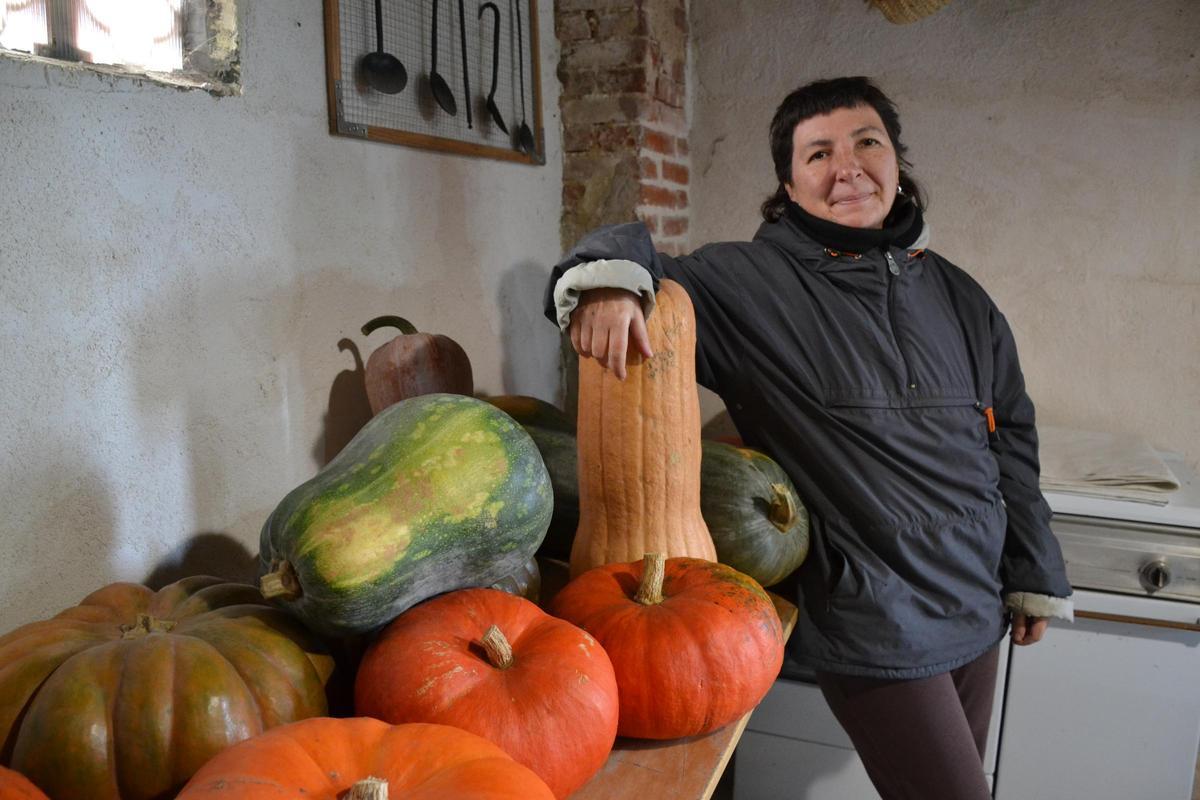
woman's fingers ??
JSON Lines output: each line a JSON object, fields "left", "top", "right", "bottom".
{"left": 567, "top": 288, "right": 650, "bottom": 379}
{"left": 1011, "top": 613, "right": 1048, "bottom": 646}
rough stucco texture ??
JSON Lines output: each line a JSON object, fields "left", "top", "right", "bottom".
{"left": 0, "top": 1, "right": 563, "bottom": 629}
{"left": 687, "top": 0, "right": 1199, "bottom": 470}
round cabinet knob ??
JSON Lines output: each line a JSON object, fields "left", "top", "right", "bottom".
{"left": 1139, "top": 560, "right": 1171, "bottom": 593}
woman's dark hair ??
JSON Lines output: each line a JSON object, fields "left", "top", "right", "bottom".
{"left": 761, "top": 76, "right": 927, "bottom": 222}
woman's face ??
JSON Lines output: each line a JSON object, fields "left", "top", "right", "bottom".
{"left": 785, "top": 105, "right": 900, "bottom": 229}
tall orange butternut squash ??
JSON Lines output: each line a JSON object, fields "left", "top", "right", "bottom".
{"left": 571, "top": 279, "right": 717, "bottom": 577}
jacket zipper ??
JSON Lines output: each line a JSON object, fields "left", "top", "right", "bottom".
{"left": 885, "top": 251, "right": 915, "bottom": 391}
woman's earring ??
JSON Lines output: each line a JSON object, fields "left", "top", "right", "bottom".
{"left": 897, "top": 184, "right": 904, "bottom": 195}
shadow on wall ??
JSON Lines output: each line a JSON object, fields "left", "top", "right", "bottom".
{"left": 315, "top": 337, "right": 373, "bottom": 467}
{"left": 496, "top": 259, "right": 563, "bottom": 402}
{"left": 143, "top": 531, "right": 258, "bottom": 589}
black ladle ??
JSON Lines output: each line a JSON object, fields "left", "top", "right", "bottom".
{"left": 512, "top": 0, "right": 535, "bottom": 154}
{"left": 458, "top": 0, "right": 472, "bottom": 129}
{"left": 361, "top": 0, "right": 407, "bottom": 94}
{"left": 479, "top": 3, "right": 507, "bottom": 133}
{"left": 429, "top": 0, "right": 456, "bottom": 115}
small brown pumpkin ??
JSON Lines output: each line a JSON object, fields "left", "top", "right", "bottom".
{"left": 361, "top": 315, "right": 474, "bottom": 414}
{"left": 571, "top": 279, "right": 716, "bottom": 577}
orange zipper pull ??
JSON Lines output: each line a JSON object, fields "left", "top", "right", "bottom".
{"left": 984, "top": 406, "right": 996, "bottom": 434}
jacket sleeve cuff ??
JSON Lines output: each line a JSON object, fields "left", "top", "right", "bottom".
{"left": 552, "top": 259, "right": 656, "bottom": 331}
{"left": 1005, "top": 591, "right": 1075, "bottom": 622}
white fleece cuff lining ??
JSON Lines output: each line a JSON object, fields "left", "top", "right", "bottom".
{"left": 552, "top": 259, "right": 656, "bottom": 331}
{"left": 1005, "top": 591, "right": 1075, "bottom": 622}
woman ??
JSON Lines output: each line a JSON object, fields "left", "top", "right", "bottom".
{"left": 544, "top": 77, "right": 1073, "bottom": 799}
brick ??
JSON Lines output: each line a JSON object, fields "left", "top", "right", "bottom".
{"left": 557, "top": 0, "right": 636, "bottom": 12}
{"left": 639, "top": 156, "right": 658, "bottom": 179}
{"left": 661, "top": 160, "right": 688, "bottom": 185}
{"left": 561, "top": 94, "right": 641, "bottom": 126}
{"left": 640, "top": 184, "right": 682, "bottom": 208}
{"left": 594, "top": 123, "right": 640, "bottom": 151}
{"left": 662, "top": 216, "right": 689, "bottom": 237}
{"left": 595, "top": 65, "right": 648, "bottom": 95}
{"left": 557, "top": 67, "right": 596, "bottom": 99}
{"left": 644, "top": 102, "right": 687, "bottom": 130}
{"left": 670, "top": 58, "right": 686, "bottom": 84}
{"left": 654, "top": 75, "right": 683, "bottom": 108}
{"left": 643, "top": 129, "right": 676, "bottom": 155}
{"left": 563, "top": 181, "right": 586, "bottom": 207}
{"left": 563, "top": 124, "right": 593, "bottom": 152}
{"left": 595, "top": 7, "right": 645, "bottom": 39}
{"left": 564, "top": 152, "right": 639, "bottom": 183}
{"left": 637, "top": 213, "right": 660, "bottom": 234}
{"left": 560, "top": 38, "right": 648, "bottom": 71}
{"left": 675, "top": 137, "right": 689, "bottom": 156}
{"left": 556, "top": 11, "right": 592, "bottom": 42}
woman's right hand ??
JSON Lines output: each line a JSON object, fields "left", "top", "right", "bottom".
{"left": 568, "top": 287, "right": 654, "bottom": 381}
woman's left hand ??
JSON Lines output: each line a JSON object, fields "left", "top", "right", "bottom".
{"left": 1011, "top": 613, "right": 1048, "bottom": 645}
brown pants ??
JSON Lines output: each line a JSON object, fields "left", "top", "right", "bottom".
{"left": 815, "top": 645, "right": 1000, "bottom": 800}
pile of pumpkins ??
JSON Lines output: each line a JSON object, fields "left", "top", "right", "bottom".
{"left": 0, "top": 295, "right": 811, "bottom": 799}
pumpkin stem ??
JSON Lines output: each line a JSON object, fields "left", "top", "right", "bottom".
{"left": 768, "top": 483, "right": 797, "bottom": 532}
{"left": 481, "top": 624, "right": 515, "bottom": 669}
{"left": 361, "top": 315, "right": 419, "bottom": 337}
{"left": 120, "top": 614, "right": 177, "bottom": 639}
{"left": 634, "top": 553, "right": 667, "bottom": 605}
{"left": 346, "top": 777, "right": 388, "bottom": 799}
{"left": 260, "top": 561, "right": 302, "bottom": 601}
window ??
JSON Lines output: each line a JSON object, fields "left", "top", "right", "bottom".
{"left": 0, "top": 0, "right": 239, "bottom": 94}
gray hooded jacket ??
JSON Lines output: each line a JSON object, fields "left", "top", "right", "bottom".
{"left": 544, "top": 216, "right": 1072, "bottom": 679}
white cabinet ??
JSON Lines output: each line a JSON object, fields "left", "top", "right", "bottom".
{"left": 993, "top": 589, "right": 1200, "bottom": 800}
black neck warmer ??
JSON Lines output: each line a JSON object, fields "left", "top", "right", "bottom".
{"left": 785, "top": 196, "right": 924, "bottom": 253}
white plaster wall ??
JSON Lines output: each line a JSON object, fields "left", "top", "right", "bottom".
{"left": 0, "top": 1, "right": 563, "bottom": 629}
{"left": 689, "top": 0, "right": 1199, "bottom": 469}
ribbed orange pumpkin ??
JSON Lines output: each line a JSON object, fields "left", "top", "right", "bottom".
{"left": 0, "top": 577, "right": 334, "bottom": 800}
{"left": 176, "top": 717, "right": 555, "bottom": 799}
{"left": 571, "top": 279, "right": 717, "bottom": 577}
{"left": 354, "top": 588, "right": 618, "bottom": 799}
{"left": 0, "top": 765, "right": 48, "bottom": 799}
{"left": 551, "top": 554, "right": 784, "bottom": 739}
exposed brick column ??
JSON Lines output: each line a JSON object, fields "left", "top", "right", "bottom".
{"left": 556, "top": 0, "right": 690, "bottom": 256}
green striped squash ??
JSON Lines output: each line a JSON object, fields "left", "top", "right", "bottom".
{"left": 258, "top": 394, "right": 553, "bottom": 636}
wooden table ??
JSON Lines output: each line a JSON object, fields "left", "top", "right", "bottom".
{"left": 537, "top": 560, "right": 798, "bottom": 800}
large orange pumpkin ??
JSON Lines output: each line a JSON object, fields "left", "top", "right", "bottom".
{"left": 176, "top": 717, "right": 556, "bottom": 799}
{"left": 354, "top": 588, "right": 618, "bottom": 799}
{"left": 551, "top": 553, "right": 784, "bottom": 739}
{"left": 0, "top": 577, "right": 334, "bottom": 800}
{"left": 0, "top": 765, "right": 48, "bottom": 799}
{"left": 571, "top": 279, "right": 717, "bottom": 577}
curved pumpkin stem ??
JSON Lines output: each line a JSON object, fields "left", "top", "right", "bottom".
{"left": 481, "top": 624, "right": 515, "bottom": 669}
{"left": 361, "top": 315, "right": 419, "bottom": 337}
{"left": 120, "top": 614, "right": 176, "bottom": 639}
{"left": 347, "top": 777, "right": 388, "bottom": 799}
{"left": 767, "top": 483, "right": 796, "bottom": 532}
{"left": 260, "top": 561, "right": 302, "bottom": 601}
{"left": 634, "top": 553, "right": 667, "bottom": 605}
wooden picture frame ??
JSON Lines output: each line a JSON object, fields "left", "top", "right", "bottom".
{"left": 323, "top": 0, "right": 545, "bottom": 164}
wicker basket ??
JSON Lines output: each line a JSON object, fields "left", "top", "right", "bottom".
{"left": 867, "top": 0, "right": 953, "bottom": 24}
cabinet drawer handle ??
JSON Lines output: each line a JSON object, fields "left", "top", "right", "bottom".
{"left": 1075, "top": 610, "right": 1200, "bottom": 633}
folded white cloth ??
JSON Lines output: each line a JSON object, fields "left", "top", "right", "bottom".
{"left": 1038, "top": 426, "right": 1179, "bottom": 505}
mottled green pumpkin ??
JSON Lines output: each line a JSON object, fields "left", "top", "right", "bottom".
{"left": 258, "top": 393, "right": 553, "bottom": 636}
{"left": 515, "top": 417, "right": 808, "bottom": 586}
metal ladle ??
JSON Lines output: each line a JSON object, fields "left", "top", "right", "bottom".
{"left": 479, "top": 3, "right": 507, "bottom": 133}
{"left": 458, "top": 0, "right": 472, "bottom": 129}
{"left": 429, "top": 0, "right": 457, "bottom": 115}
{"left": 361, "top": 0, "right": 407, "bottom": 94}
{"left": 512, "top": 0, "right": 536, "bottom": 154}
